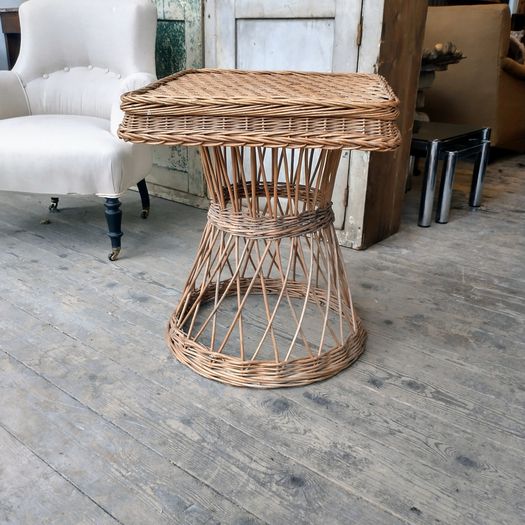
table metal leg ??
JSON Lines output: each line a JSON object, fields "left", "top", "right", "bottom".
{"left": 406, "top": 155, "right": 415, "bottom": 192}
{"left": 469, "top": 134, "right": 491, "bottom": 207}
{"left": 436, "top": 151, "right": 458, "bottom": 224}
{"left": 418, "top": 140, "right": 440, "bottom": 227}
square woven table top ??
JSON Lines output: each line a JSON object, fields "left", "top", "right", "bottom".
{"left": 118, "top": 69, "right": 401, "bottom": 150}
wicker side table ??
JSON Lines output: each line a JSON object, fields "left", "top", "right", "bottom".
{"left": 119, "top": 69, "right": 400, "bottom": 388}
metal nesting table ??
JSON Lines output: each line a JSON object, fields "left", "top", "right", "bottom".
{"left": 118, "top": 69, "right": 400, "bottom": 388}
{"left": 411, "top": 122, "right": 491, "bottom": 226}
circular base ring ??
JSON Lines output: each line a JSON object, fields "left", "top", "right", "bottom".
{"left": 166, "top": 280, "right": 367, "bottom": 388}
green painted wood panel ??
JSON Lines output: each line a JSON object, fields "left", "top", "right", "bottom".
{"left": 148, "top": 0, "right": 206, "bottom": 207}
{"left": 156, "top": 20, "right": 185, "bottom": 79}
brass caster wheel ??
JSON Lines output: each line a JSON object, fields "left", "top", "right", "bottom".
{"left": 141, "top": 207, "right": 150, "bottom": 219}
{"left": 108, "top": 248, "right": 121, "bottom": 261}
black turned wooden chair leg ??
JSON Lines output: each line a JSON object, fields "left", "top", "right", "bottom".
{"left": 137, "top": 179, "right": 150, "bottom": 219}
{"left": 104, "top": 198, "right": 123, "bottom": 261}
{"left": 49, "top": 197, "right": 60, "bottom": 212}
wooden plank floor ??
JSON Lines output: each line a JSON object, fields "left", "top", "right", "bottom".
{"left": 0, "top": 155, "right": 524, "bottom": 525}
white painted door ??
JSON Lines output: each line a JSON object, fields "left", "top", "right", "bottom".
{"left": 204, "top": 0, "right": 363, "bottom": 229}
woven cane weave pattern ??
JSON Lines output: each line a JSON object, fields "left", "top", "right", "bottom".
{"left": 119, "top": 113, "right": 401, "bottom": 149}
{"left": 207, "top": 203, "right": 334, "bottom": 240}
{"left": 121, "top": 69, "right": 399, "bottom": 117}
{"left": 118, "top": 69, "right": 401, "bottom": 150}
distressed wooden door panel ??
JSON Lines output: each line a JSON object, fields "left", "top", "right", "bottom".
{"left": 148, "top": 0, "right": 207, "bottom": 208}
{"left": 204, "top": 0, "right": 363, "bottom": 229}
{"left": 236, "top": 19, "right": 335, "bottom": 72}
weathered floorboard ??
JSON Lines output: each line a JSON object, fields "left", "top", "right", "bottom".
{"left": 0, "top": 352, "right": 263, "bottom": 525}
{"left": 0, "top": 280, "right": 406, "bottom": 523}
{"left": 0, "top": 425, "right": 118, "bottom": 525}
{"left": 0, "top": 155, "right": 524, "bottom": 524}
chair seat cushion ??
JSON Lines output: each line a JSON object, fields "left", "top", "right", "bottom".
{"left": 0, "top": 114, "right": 152, "bottom": 197}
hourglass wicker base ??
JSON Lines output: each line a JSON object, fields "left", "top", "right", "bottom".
{"left": 163, "top": 145, "right": 368, "bottom": 388}
{"left": 167, "top": 280, "right": 367, "bottom": 388}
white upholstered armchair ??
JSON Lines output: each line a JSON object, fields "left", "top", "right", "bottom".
{"left": 0, "top": 0, "right": 157, "bottom": 260}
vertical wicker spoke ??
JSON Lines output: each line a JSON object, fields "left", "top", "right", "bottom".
{"left": 167, "top": 145, "right": 367, "bottom": 387}
{"left": 304, "top": 232, "right": 345, "bottom": 346}
{"left": 192, "top": 238, "right": 254, "bottom": 342}
{"left": 250, "top": 240, "right": 279, "bottom": 362}
{"left": 274, "top": 240, "right": 314, "bottom": 357}
{"left": 213, "top": 240, "right": 273, "bottom": 355}
{"left": 283, "top": 236, "right": 315, "bottom": 362}
{"left": 249, "top": 239, "right": 293, "bottom": 362}
{"left": 209, "top": 231, "right": 228, "bottom": 351}
{"left": 177, "top": 230, "right": 237, "bottom": 327}
{"left": 234, "top": 237, "right": 245, "bottom": 359}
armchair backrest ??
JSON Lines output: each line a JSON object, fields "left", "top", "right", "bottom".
{"left": 13, "top": 0, "right": 157, "bottom": 120}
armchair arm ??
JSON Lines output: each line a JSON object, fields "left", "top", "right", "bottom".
{"left": 110, "top": 72, "right": 157, "bottom": 136}
{"left": 0, "top": 71, "right": 30, "bottom": 119}
{"left": 501, "top": 57, "right": 525, "bottom": 81}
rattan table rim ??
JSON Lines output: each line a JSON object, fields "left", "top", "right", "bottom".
{"left": 121, "top": 69, "right": 400, "bottom": 117}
